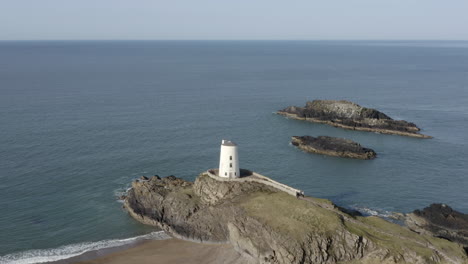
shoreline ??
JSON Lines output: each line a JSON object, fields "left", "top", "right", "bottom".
{"left": 47, "top": 239, "right": 151, "bottom": 264}
{"left": 71, "top": 238, "right": 249, "bottom": 264}
{"left": 277, "top": 111, "right": 432, "bottom": 138}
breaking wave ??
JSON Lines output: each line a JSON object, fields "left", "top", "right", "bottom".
{"left": 0, "top": 231, "right": 170, "bottom": 264}
{"left": 113, "top": 186, "right": 132, "bottom": 203}
{"left": 351, "top": 206, "right": 393, "bottom": 218}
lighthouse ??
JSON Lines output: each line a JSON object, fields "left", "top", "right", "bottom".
{"left": 219, "top": 140, "right": 240, "bottom": 178}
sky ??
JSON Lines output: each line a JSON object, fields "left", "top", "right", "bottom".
{"left": 1, "top": 0, "right": 468, "bottom": 40}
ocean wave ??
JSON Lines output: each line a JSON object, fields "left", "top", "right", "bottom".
{"left": 351, "top": 206, "right": 392, "bottom": 218}
{"left": 0, "top": 231, "right": 170, "bottom": 264}
{"left": 113, "top": 186, "right": 131, "bottom": 199}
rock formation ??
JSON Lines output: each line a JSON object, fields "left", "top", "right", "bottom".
{"left": 291, "top": 135, "right": 377, "bottom": 160}
{"left": 124, "top": 174, "right": 466, "bottom": 264}
{"left": 278, "top": 100, "right": 431, "bottom": 138}
{"left": 406, "top": 204, "right": 468, "bottom": 252}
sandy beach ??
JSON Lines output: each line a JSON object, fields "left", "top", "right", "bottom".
{"left": 74, "top": 238, "right": 250, "bottom": 264}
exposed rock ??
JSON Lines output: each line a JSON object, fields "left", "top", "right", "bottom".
{"left": 388, "top": 212, "right": 406, "bottom": 221}
{"left": 124, "top": 173, "right": 466, "bottom": 264}
{"left": 406, "top": 204, "right": 468, "bottom": 249}
{"left": 278, "top": 100, "right": 431, "bottom": 138}
{"left": 337, "top": 206, "right": 363, "bottom": 217}
{"left": 140, "top": 176, "right": 149, "bottom": 181}
{"left": 291, "top": 135, "right": 377, "bottom": 160}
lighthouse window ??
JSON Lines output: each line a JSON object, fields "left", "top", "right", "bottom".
{"left": 225, "top": 172, "right": 227, "bottom": 176}
{"left": 230, "top": 156, "right": 232, "bottom": 160}
{"left": 230, "top": 163, "right": 232, "bottom": 168}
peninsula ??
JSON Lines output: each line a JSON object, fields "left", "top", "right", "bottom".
{"left": 122, "top": 140, "right": 465, "bottom": 264}
{"left": 291, "top": 135, "right": 377, "bottom": 160}
{"left": 278, "top": 100, "right": 431, "bottom": 138}
{"left": 124, "top": 173, "right": 466, "bottom": 264}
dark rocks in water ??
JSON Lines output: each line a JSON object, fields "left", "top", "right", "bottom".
{"left": 291, "top": 135, "right": 377, "bottom": 160}
{"left": 278, "top": 100, "right": 431, "bottom": 138}
{"left": 406, "top": 203, "right": 468, "bottom": 248}
{"left": 123, "top": 173, "right": 467, "bottom": 264}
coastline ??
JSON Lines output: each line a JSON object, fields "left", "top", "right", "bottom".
{"left": 122, "top": 173, "right": 468, "bottom": 263}
{"left": 72, "top": 238, "right": 249, "bottom": 264}
{"left": 277, "top": 111, "right": 432, "bottom": 139}
{"left": 0, "top": 231, "right": 170, "bottom": 264}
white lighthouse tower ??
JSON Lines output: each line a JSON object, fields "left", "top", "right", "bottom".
{"left": 219, "top": 140, "right": 240, "bottom": 178}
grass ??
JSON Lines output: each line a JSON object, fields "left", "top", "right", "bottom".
{"left": 240, "top": 191, "right": 343, "bottom": 239}
{"left": 239, "top": 191, "right": 466, "bottom": 262}
{"left": 345, "top": 216, "right": 466, "bottom": 261}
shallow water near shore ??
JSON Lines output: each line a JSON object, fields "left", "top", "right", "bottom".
{"left": 0, "top": 40, "right": 467, "bottom": 262}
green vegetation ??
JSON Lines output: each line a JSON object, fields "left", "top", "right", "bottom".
{"left": 240, "top": 191, "right": 342, "bottom": 238}
{"left": 345, "top": 216, "right": 466, "bottom": 261}
{"left": 240, "top": 191, "right": 466, "bottom": 262}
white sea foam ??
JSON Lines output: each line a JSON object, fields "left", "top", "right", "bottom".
{"left": 0, "top": 231, "right": 170, "bottom": 264}
{"left": 114, "top": 187, "right": 133, "bottom": 203}
{"left": 352, "top": 206, "right": 392, "bottom": 218}
{"left": 113, "top": 187, "right": 129, "bottom": 199}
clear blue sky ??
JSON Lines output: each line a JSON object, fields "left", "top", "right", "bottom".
{"left": 1, "top": 0, "right": 468, "bottom": 40}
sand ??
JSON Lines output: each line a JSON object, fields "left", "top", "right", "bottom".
{"left": 74, "top": 238, "right": 251, "bottom": 264}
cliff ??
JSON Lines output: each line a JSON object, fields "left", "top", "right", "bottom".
{"left": 291, "top": 135, "right": 377, "bottom": 160}
{"left": 124, "top": 174, "right": 466, "bottom": 264}
{"left": 278, "top": 100, "right": 431, "bottom": 138}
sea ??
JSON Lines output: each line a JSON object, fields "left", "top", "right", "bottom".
{"left": 0, "top": 40, "right": 467, "bottom": 263}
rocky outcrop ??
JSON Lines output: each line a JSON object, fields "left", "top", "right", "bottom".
{"left": 406, "top": 204, "right": 468, "bottom": 251}
{"left": 124, "top": 174, "right": 467, "bottom": 264}
{"left": 291, "top": 135, "right": 377, "bottom": 160}
{"left": 278, "top": 100, "right": 431, "bottom": 138}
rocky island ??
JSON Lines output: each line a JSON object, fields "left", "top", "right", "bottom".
{"left": 123, "top": 173, "right": 467, "bottom": 264}
{"left": 291, "top": 135, "right": 377, "bottom": 160}
{"left": 278, "top": 100, "right": 431, "bottom": 138}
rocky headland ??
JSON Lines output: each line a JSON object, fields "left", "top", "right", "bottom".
{"left": 278, "top": 100, "right": 431, "bottom": 138}
{"left": 123, "top": 173, "right": 466, "bottom": 264}
{"left": 291, "top": 135, "right": 377, "bottom": 160}
{"left": 405, "top": 204, "right": 468, "bottom": 252}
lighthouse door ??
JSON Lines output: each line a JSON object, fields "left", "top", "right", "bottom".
{"left": 229, "top": 172, "right": 232, "bottom": 178}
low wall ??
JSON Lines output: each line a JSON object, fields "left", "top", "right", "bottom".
{"left": 251, "top": 172, "right": 304, "bottom": 197}
{"left": 205, "top": 169, "right": 303, "bottom": 197}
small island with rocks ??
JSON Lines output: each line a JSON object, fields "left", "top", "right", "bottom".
{"left": 278, "top": 100, "right": 431, "bottom": 138}
{"left": 292, "top": 135, "right": 377, "bottom": 160}
{"left": 122, "top": 140, "right": 466, "bottom": 264}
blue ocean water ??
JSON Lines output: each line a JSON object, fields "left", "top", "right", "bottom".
{"left": 0, "top": 40, "right": 467, "bottom": 262}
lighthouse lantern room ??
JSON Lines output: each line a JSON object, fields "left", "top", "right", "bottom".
{"left": 219, "top": 140, "right": 240, "bottom": 178}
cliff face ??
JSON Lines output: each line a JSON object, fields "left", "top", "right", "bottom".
{"left": 291, "top": 135, "right": 377, "bottom": 160}
{"left": 124, "top": 174, "right": 467, "bottom": 264}
{"left": 278, "top": 100, "right": 431, "bottom": 138}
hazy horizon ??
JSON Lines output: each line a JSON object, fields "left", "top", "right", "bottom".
{"left": 2, "top": 39, "right": 468, "bottom": 41}
{"left": 2, "top": 0, "right": 468, "bottom": 41}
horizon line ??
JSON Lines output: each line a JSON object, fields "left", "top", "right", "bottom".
{"left": 1, "top": 39, "right": 468, "bottom": 42}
